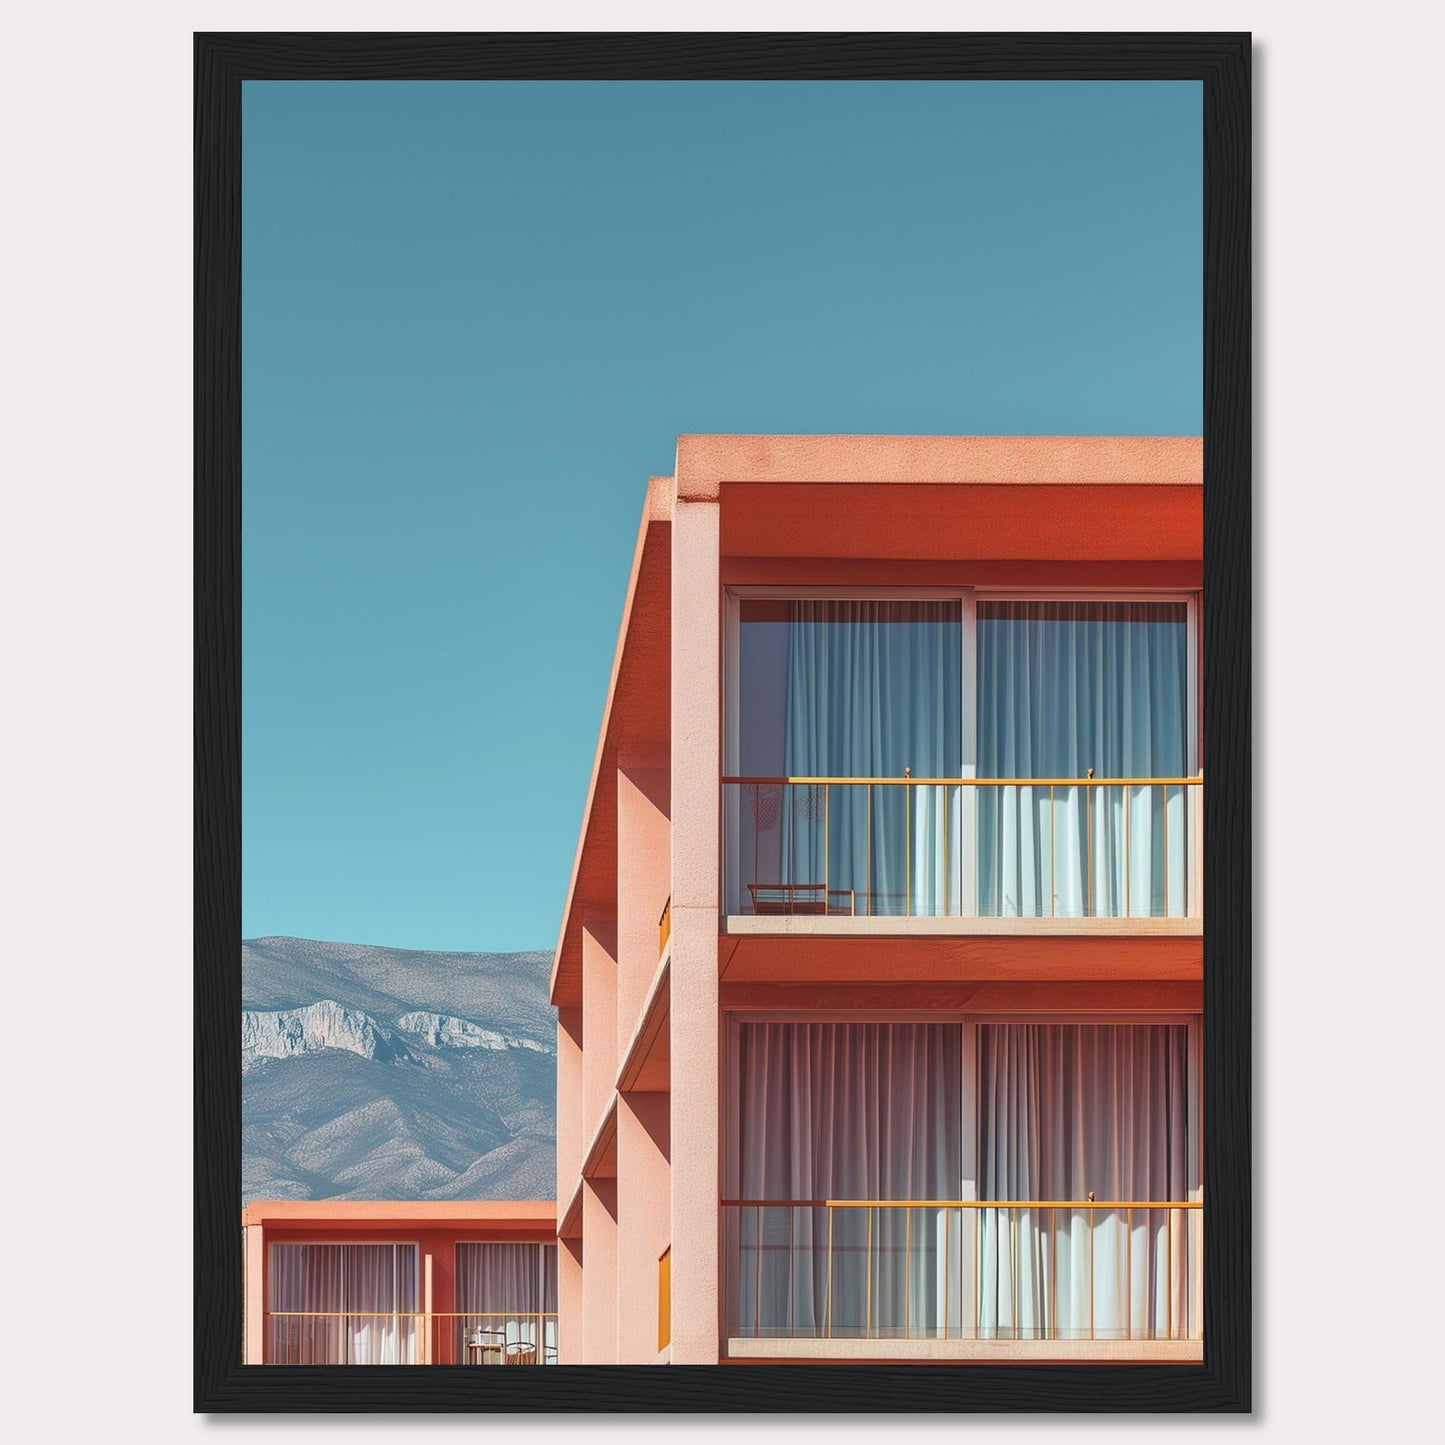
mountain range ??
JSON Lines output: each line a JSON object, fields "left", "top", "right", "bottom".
{"left": 242, "top": 937, "right": 556, "bottom": 1204}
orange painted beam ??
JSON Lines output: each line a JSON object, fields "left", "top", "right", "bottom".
{"left": 721, "top": 557, "right": 1203, "bottom": 590}
{"left": 719, "top": 932, "right": 1202, "bottom": 984}
{"left": 721, "top": 483, "right": 1200, "bottom": 561}
{"left": 719, "top": 980, "right": 1203, "bottom": 1013}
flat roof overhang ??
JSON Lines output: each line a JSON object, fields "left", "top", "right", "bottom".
{"left": 550, "top": 477, "right": 673, "bottom": 1008}
{"left": 680, "top": 435, "right": 1202, "bottom": 563}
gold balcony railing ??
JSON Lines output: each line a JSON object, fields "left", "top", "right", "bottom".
{"left": 722, "top": 775, "right": 1202, "bottom": 920}
{"left": 722, "top": 1199, "right": 1201, "bottom": 1344}
{"left": 659, "top": 896, "right": 671, "bottom": 958}
{"left": 264, "top": 1311, "right": 559, "bottom": 1365}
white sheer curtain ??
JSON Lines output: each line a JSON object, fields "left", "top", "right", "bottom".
{"left": 780, "top": 601, "right": 962, "bottom": 916}
{"left": 456, "top": 1243, "right": 558, "bottom": 1361}
{"left": 976, "top": 1024, "right": 1190, "bottom": 1340}
{"left": 977, "top": 601, "right": 1189, "bottom": 917}
{"left": 267, "top": 1243, "right": 418, "bottom": 1363}
{"left": 733, "top": 1021, "right": 962, "bottom": 1338}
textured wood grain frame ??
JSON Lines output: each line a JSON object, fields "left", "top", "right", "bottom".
{"left": 195, "top": 31, "right": 1250, "bottom": 1413}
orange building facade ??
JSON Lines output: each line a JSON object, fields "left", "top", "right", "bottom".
{"left": 242, "top": 1200, "right": 558, "bottom": 1365}
{"left": 551, "top": 435, "right": 1205, "bottom": 1365}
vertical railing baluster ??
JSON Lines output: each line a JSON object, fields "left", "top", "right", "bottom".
{"left": 1124, "top": 784, "right": 1130, "bottom": 918}
{"left": 905, "top": 1206, "right": 912, "bottom": 1340}
{"left": 824, "top": 785, "right": 830, "bottom": 914}
{"left": 1089, "top": 1208, "right": 1096, "bottom": 1341}
{"left": 866, "top": 784, "right": 873, "bottom": 915}
{"left": 827, "top": 1207, "right": 835, "bottom": 1339}
{"left": 866, "top": 1206, "right": 873, "bottom": 1339}
{"left": 944, "top": 1204, "right": 950, "bottom": 1339}
{"left": 1086, "top": 781, "right": 1093, "bottom": 917}
{"left": 752, "top": 784, "right": 758, "bottom": 913}
{"left": 996, "top": 784, "right": 1003, "bottom": 917}
{"left": 944, "top": 784, "right": 951, "bottom": 917}
{"left": 1011, "top": 1206, "right": 1019, "bottom": 1340}
{"left": 1052, "top": 1207, "right": 1059, "bottom": 1341}
{"left": 962, "top": 1206, "right": 969, "bottom": 1341}
{"left": 1050, "top": 784, "right": 1056, "bottom": 917}
{"left": 1127, "top": 1206, "right": 1133, "bottom": 1341}
{"left": 1164, "top": 783, "right": 1171, "bottom": 918}
{"left": 754, "top": 1204, "right": 761, "bottom": 1338}
{"left": 974, "top": 1205, "right": 981, "bottom": 1341}
{"left": 905, "top": 782, "right": 912, "bottom": 917}
{"left": 1168, "top": 1204, "right": 1174, "bottom": 1339}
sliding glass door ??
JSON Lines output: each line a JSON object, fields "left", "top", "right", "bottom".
{"left": 726, "top": 592, "right": 1197, "bottom": 920}
{"left": 728, "top": 1018, "right": 1196, "bottom": 1343}
{"left": 733, "top": 598, "right": 963, "bottom": 918}
{"left": 267, "top": 1242, "right": 419, "bottom": 1363}
{"left": 455, "top": 1242, "right": 559, "bottom": 1363}
{"left": 730, "top": 1020, "right": 962, "bottom": 1338}
{"left": 976, "top": 601, "right": 1191, "bottom": 917}
{"left": 975, "top": 1022, "right": 1191, "bottom": 1339}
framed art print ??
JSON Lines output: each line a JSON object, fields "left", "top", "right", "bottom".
{"left": 196, "top": 31, "right": 1250, "bottom": 1412}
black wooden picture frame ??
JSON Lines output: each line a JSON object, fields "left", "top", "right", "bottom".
{"left": 195, "top": 31, "right": 1250, "bottom": 1413}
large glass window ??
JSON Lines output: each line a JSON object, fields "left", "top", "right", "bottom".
{"left": 977, "top": 600, "right": 1190, "bottom": 917}
{"left": 455, "top": 1242, "right": 559, "bottom": 1364}
{"left": 975, "top": 1022, "right": 1190, "bottom": 1339}
{"left": 727, "top": 1019, "right": 1195, "bottom": 1343}
{"left": 734, "top": 599, "right": 962, "bottom": 917}
{"left": 267, "top": 1242, "right": 419, "bottom": 1364}
{"left": 731, "top": 1021, "right": 962, "bottom": 1338}
{"left": 727, "top": 594, "right": 1195, "bottom": 918}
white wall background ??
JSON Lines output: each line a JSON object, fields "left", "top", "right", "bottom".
{"left": 3, "top": 1, "right": 1438, "bottom": 1437}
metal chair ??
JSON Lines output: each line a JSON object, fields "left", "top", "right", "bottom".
{"left": 464, "top": 1326, "right": 505, "bottom": 1365}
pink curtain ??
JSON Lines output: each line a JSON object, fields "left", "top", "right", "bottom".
{"left": 731, "top": 1019, "right": 1193, "bottom": 1343}
{"left": 734, "top": 1021, "right": 962, "bottom": 1338}
{"left": 455, "top": 1243, "right": 558, "bottom": 1361}
{"left": 976, "top": 1023, "right": 1190, "bottom": 1339}
{"left": 267, "top": 1243, "right": 418, "bottom": 1363}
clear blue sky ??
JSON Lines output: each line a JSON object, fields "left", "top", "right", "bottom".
{"left": 242, "top": 80, "right": 1201, "bottom": 953}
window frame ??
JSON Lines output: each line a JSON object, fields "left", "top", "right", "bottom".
{"left": 724, "top": 1010, "right": 1200, "bottom": 1202}
{"left": 722, "top": 586, "right": 1201, "bottom": 918}
{"left": 264, "top": 1239, "right": 421, "bottom": 1365}
{"left": 721, "top": 1010, "right": 1202, "bottom": 1345}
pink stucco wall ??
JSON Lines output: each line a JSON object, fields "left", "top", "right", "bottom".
{"left": 557, "top": 1237, "right": 583, "bottom": 1364}
{"left": 668, "top": 492, "right": 722, "bottom": 1363}
{"left": 617, "top": 1091, "right": 671, "bottom": 1361}
{"left": 581, "top": 921, "right": 617, "bottom": 1144}
{"left": 615, "top": 749, "right": 673, "bottom": 1361}
{"left": 616, "top": 753, "right": 669, "bottom": 1058}
{"left": 581, "top": 1178, "right": 619, "bottom": 1362}
{"left": 556, "top": 1008, "right": 583, "bottom": 1192}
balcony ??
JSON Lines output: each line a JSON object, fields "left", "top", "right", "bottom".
{"left": 722, "top": 1199, "right": 1201, "bottom": 1361}
{"left": 723, "top": 774, "right": 1201, "bottom": 929}
{"left": 264, "top": 1310, "right": 559, "bottom": 1365}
